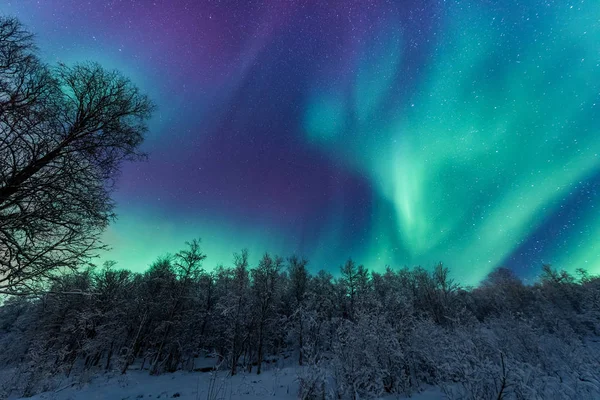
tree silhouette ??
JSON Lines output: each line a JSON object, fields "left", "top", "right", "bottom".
{"left": 0, "top": 17, "right": 154, "bottom": 295}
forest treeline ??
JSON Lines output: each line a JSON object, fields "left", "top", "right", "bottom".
{"left": 0, "top": 239, "right": 599, "bottom": 399}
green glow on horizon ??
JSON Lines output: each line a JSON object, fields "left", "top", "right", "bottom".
{"left": 100, "top": 204, "right": 292, "bottom": 272}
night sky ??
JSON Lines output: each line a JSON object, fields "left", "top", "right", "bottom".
{"left": 3, "top": 0, "right": 599, "bottom": 284}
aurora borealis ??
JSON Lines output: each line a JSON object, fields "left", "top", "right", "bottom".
{"left": 3, "top": 0, "right": 599, "bottom": 284}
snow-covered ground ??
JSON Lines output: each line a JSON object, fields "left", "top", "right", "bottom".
{"left": 10, "top": 367, "right": 444, "bottom": 400}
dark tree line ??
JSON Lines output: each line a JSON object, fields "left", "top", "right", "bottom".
{"left": 0, "top": 240, "right": 599, "bottom": 399}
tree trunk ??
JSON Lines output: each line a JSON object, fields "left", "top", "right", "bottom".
{"left": 246, "top": 346, "right": 253, "bottom": 373}
{"left": 105, "top": 341, "right": 114, "bottom": 371}
{"left": 298, "top": 313, "right": 304, "bottom": 366}
{"left": 92, "top": 351, "right": 102, "bottom": 367}
{"left": 256, "top": 321, "right": 264, "bottom": 375}
{"left": 150, "top": 323, "right": 172, "bottom": 375}
{"left": 230, "top": 350, "right": 238, "bottom": 376}
{"left": 230, "top": 328, "right": 240, "bottom": 376}
{"left": 121, "top": 312, "right": 147, "bottom": 374}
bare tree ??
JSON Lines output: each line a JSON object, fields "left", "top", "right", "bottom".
{"left": 251, "top": 253, "right": 282, "bottom": 374}
{"left": 149, "top": 239, "right": 206, "bottom": 374}
{"left": 0, "top": 16, "right": 154, "bottom": 295}
{"left": 220, "top": 249, "right": 251, "bottom": 376}
{"left": 287, "top": 255, "right": 309, "bottom": 366}
{"left": 340, "top": 259, "right": 359, "bottom": 320}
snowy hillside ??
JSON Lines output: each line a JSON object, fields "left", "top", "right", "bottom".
{"left": 11, "top": 367, "right": 443, "bottom": 400}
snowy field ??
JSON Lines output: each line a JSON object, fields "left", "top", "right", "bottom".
{"left": 9, "top": 367, "right": 443, "bottom": 400}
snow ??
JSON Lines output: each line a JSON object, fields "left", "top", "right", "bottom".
{"left": 11, "top": 367, "right": 444, "bottom": 400}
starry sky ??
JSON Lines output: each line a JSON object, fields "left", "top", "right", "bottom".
{"left": 2, "top": 0, "right": 599, "bottom": 284}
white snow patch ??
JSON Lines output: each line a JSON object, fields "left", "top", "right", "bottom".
{"left": 11, "top": 367, "right": 444, "bottom": 400}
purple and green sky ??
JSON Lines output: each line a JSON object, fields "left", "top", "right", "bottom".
{"left": 3, "top": 0, "right": 599, "bottom": 283}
